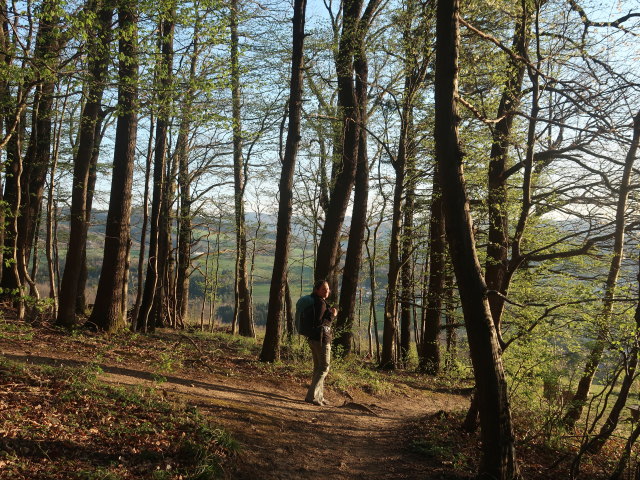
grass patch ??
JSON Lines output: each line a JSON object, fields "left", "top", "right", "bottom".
{"left": 0, "top": 318, "right": 34, "bottom": 341}
{"left": 0, "top": 356, "right": 238, "bottom": 479}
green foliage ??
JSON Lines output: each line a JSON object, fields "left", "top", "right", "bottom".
{"left": 328, "top": 352, "right": 395, "bottom": 396}
{"left": 78, "top": 468, "right": 123, "bottom": 480}
{"left": 154, "top": 351, "right": 182, "bottom": 374}
{"left": 409, "top": 435, "right": 471, "bottom": 471}
{"left": 0, "top": 317, "right": 34, "bottom": 340}
{"left": 410, "top": 437, "right": 452, "bottom": 458}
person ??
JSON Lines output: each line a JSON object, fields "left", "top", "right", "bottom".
{"left": 304, "top": 279, "right": 337, "bottom": 406}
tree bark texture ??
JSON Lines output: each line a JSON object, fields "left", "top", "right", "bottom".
{"left": 435, "top": 0, "right": 518, "bottom": 477}
{"left": 334, "top": 38, "right": 369, "bottom": 356}
{"left": 176, "top": 114, "right": 192, "bottom": 326}
{"left": 230, "top": 0, "right": 254, "bottom": 337}
{"left": 1, "top": 3, "right": 62, "bottom": 295}
{"left": 175, "top": 26, "right": 200, "bottom": 326}
{"left": 399, "top": 177, "right": 415, "bottom": 364}
{"left": 260, "top": 0, "right": 307, "bottom": 361}
{"left": 137, "top": 4, "right": 175, "bottom": 332}
{"left": 419, "top": 166, "right": 445, "bottom": 373}
{"left": 76, "top": 117, "right": 105, "bottom": 314}
{"left": 57, "top": 0, "right": 114, "bottom": 327}
{"left": 314, "top": 0, "right": 380, "bottom": 284}
{"left": 88, "top": 0, "right": 138, "bottom": 332}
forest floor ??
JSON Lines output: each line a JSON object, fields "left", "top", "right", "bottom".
{"left": 0, "top": 311, "right": 622, "bottom": 479}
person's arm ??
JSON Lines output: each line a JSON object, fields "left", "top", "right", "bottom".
{"left": 321, "top": 301, "right": 336, "bottom": 326}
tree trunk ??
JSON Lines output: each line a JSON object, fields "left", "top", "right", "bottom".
{"left": 45, "top": 88, "right": 67, "bottom": 314}
{"left": 419, "top": 166, "right": 445, "bottom": 373}
{"left": 334, "top": 38, "right": 369, "bottom": 356}
{"left": 88, "top": 0, "right": 138, "bottom": 332}
{"left": 608, "top": 419, "right": 640, "bottom": 480}
{"left": 314, "top": 0, "right": 380, "bottom": 284}
{"left": 175, "top": 28, "right": 198, "bottom": 327}
{"left": 398, "top": 0, "right": 431, "bottom": 364}
{"left": 564, "top": 109, "right": 640, "bottom": 427}
{"left": 381, "top": 0, "right": 431, "bottom": 367}
{"left": 176, "top": 131, "right": 191, "bottom": 326}
{"left": 484, "top": 9, "right": 530, "bottom": 341}
{"left": 260, "top": 0, "right": 307, "bottom": 361}
{"left": 229, "top": 0, "right": 254, "bottom": 338}
{"left": 162, "top": 132, "right": 179, "bottom": 328}
{"left": 76, "top": 117, "right": 106, "bottom": 314}
{"left": 399, "top": 179, "right": 414, "bottom": 365}
{"left": 443, "top": 269, "right": 457, "bottom": 369}
{"left": 2, "top": 3, "right": 62, "bottom": 297}
{"left": 57, "top": 0, "right": 114, "bottom": 327}
{"left": 137, "top": 4, "right": 175, "bottom": 332}
{"left": 365, "top": 193, "right": 385, "bottom": 363}
{"left": 131, "top": 115, "right": 154, "bottom": 327}
{"left": 0, "top": 0, "right": 10, "bottom": 283}
{"left": 284, "top": 278, "right": 294, "bottom": 339}
{"left": 435, "top": 0, "right": 518, "bottom": 477}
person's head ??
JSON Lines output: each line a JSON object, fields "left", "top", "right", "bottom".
{"left": 313, "top": 279, "right": 330, "bottom": 299}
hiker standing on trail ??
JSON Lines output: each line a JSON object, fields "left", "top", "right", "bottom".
{"left": 302, "top": 279, "right": 336, "bottom": 406}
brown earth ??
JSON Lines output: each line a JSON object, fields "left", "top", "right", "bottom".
{"left": 0, "top": 321, "right": 472, "bottom": 480}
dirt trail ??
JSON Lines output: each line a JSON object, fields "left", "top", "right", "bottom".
{"left": 1, "top": 336, "right": 466, "bottom": 480}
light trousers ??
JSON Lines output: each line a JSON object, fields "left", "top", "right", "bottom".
{"left": 306, "top": 338, "right": 331, "bottom": 403}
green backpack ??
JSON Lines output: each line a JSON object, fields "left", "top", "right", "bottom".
{"left": 295, "top": 295, "right": 315, "bottom": 337}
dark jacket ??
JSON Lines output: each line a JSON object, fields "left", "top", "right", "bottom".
{"left": 304, "top": 294, "right": 334, "bottom": 343}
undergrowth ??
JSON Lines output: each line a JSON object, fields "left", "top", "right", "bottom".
{"left": 0, "top": 356, "right": 238, "bottom": 479}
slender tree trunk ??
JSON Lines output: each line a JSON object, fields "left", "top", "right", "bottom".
{"left": 260, "top": 0, "right": 307, "bottom": 361}
{"left": 175, "top": 34, "right": 198, "bottom": 326}
{"left": 88, "top": 0, "right": 139, "bottom": 332}
{"left": 131, "top": 115, "right": 154, "bottom": 327}
{"left": 210, "top": 213, "right": 222, "bottom": 331}
{"left": 435, "top": 0, "right": 518, "bottom": 477}
{"left": 381, "top": 121, "right": 408, "bottom": 368}
{"left": 365, "top": 194, "right": 385, "bottom": 362}
{"left": 76, "top": 117, "right": 105, "bottom": 314}
{"left": 160, "top": 129, "right": 178, "bottom": 328}
{"left": 419, "top": 167, "right": 445, "bottom": 373}
{"left": 29, "top": 210, "right": 41, "bottom": 301}
{"left": 284, "top": 278, "right": 294, "bottom": 339}
{"left": 46, "top": 90, "right": 65, "bottom": 313}
{"left": 443, "top": 270, "right": 457, "bottom": 369}
{"left": 399, "top": 177, "right": 414, "bottom": 364}
{"left": 57, "top": 0, "right": 113, "bottom": 327}
{"left": 398, "top": 0, "right": 428, "bottom": 362}
{"left": 381, "top": 146, "right": 404, "bottom": 368}
{"left": 230, "top": 0, "right": 254, "bottom": 338}
{"left": 484, "top": 9, "right": 530, "bottom": 342}
{"left": 0, "top": 0, "right": 10, "bottom": 283}
{"left": 1, "top": 21, "right": 27, "bottom": 298}
{"left": 564, "top": 109, "right": 640, "bottom": 427}
{"left": 572, "top": 312, "right": 638, "bottom": 476}
{"left": 2, "top": 3, "right": 62, "bottom": 297}
{"left": 608, "top": 419, "right": 640, "bottom": 480}
{"left": 1, "top": 50, "right": 27, "bottom": 316}
{"left": 137, "top": 4, "right": 175, "bottom": 331}
{"left": 460, "top": 6, "right": 531, "bottom": 425}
